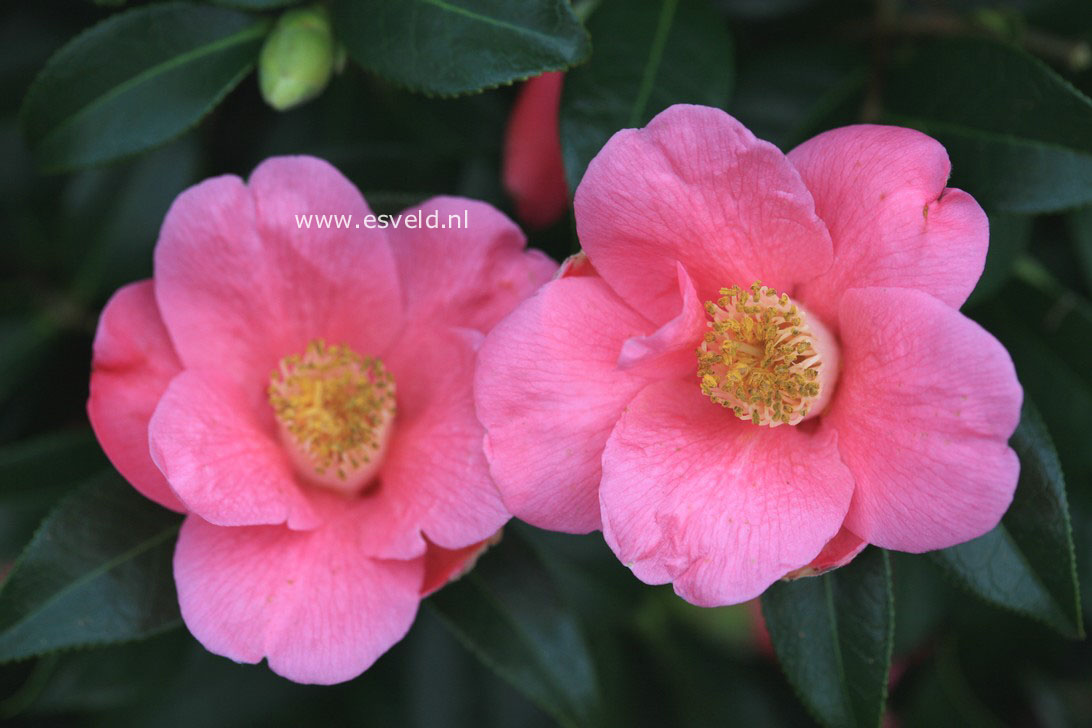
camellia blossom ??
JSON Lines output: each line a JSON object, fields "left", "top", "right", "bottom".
{"left": 475, "top": 105, "right": 1022, "bottom": 606}
{"left": 503, "top": 71, "right": 569, "bottom": 229}
{"left": 88, "top": 156, "right": 555, "bottom": 683}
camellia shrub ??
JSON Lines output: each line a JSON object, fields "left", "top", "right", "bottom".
{"left": 2, "top": 1, "right": 1090, "bottom": 726}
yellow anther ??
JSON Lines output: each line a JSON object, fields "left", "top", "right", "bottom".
{"left": 268, "top": 339, "right": 396, "bottom": 493}
{"left": 696, "top": 282, "right": 824, "bottom": 427}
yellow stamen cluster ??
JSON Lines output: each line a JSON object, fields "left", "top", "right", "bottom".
{"left": 697, "top": 281, "right": 822, "bottom": 427}
{"left": 268, "top": 339, "right": 395, "bottom": 481}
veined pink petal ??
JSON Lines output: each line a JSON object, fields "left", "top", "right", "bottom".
{"left": 174, "top": 512, "right": 422, "bottom": 685}
{"left": 475, "top": 276, "right": 656, "bottom": 533}
{"left": 88, "top": 281, "right": 185, "bottom": 512}
{"left": 149, "top": 371, "right": 319, "bottom": 530}
{"left": 790, "top": 125, "right": 988, "bottom": 326}
{"left": 600, "top": 379, "right": 855, "bottom": 606}
{"left": 90, "top": 154, "right": 555, "bottom": 685}
{"left": 616, "top": 262, "right": 706, "bottom": 377}
{"left": 352, "top": 325, "right": 508, "bottom": 558}
{"left": 830, "top": 287, "right": 1022, "bottom": 551}
{"left": 388, "top": 197, "right": 556, "bottom": 334}
{"left": 503, "top": 71, "right": 569, "bottom": 229}
{"left": 154, "top": 157, "right": 403, "bottom": 397}
{"left": 574, "top": 105, "right": 833, "bottom": 323}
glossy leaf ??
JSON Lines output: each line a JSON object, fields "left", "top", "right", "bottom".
{"left": 730, "top": 43, "right": 867, "bottom": 151}
{"left": 0, "top": 429, "right": 109, "bottom": 558}
{"left": 1005, "top": 261, "right": 1092, "bottom": 392}
{"left": 931, "top": 403, "right": 1084, "bottom": 638}
{"left": 559, "top": 0, "right": 734, "bottom": 190}
{"left": 761, "top": 548, "right": 894, "bottom": 728}
{"left": 965, "top": 211, "right": 1033, "bottom": 307}
{"left": 329, "top": 0, "right": 590, "bottom": 97}
{"left": 883, "top": 38, "right": 1092, "bottom": 213}
{"left": 20, "top": 2, "right": 269, "bottom": 172}
{"left": 428, "top": 528, "right": 601, "bottom": 728}
{"left": 0, "top": 473, "right": 182, "bottom": 662}
{"left": 0, "top": 431, "right": 106, "bottom": 499}
{"left": 969, "top": 264, "right": 1092, "bottom": 485}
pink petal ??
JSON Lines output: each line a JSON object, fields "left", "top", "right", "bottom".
{"left": 154, "top": 157, "right": 403, "bottom": 396}
{"left": 474, "top": 276, "right": 657, "bottom": 533}
{"left": 556, "top": 251, "right": 596, "bottom": 279}
{"left": 148, "top": 371, "right": 318, "bottom": 529}
{"left": 88, "top": 281, "right": 185, "bottom": 512}
{"left": 783, "top": 526, "right": 867, "bottom": 579}
{"left": 616, "top": 262, "right": 706, "bottom": 377}
{"left": 351, "top": 326, "right": 508, "bottom": 558}
{"left": 600, "top": 379, "right": 855, "bottom": 607}
{"left": 789, "top": 125, "right": 988, "bottom": 326}
{"left": 388, "top": 197, "right": 557, "bottom": 334}
{"left": 174, "top": 512, "right": 423, "bottom": 685}
{"left": 574, "top": 105, "right": 833, "bottom": 323}
{"left": 503, "top": 71, "right": 569, "bottom": 229}
{"left": 420, "top": 534, "right": 499, "bottom": 597}
{"left": 830, "top": 287, "right": 1022, "bottom": 552}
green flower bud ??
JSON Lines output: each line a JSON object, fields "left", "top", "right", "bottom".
{"left": 259, "top": 6, "right": 336, "bottom": 112}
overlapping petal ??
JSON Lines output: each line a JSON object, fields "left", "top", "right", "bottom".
{"left": 174, "top": 513, "right": 422, "bottom": 685}
{"left": 149, "top": 370, "right": 319, "bottom": 530}
{"left": 790, "top": 125, "right": 988, "bottom": 325}
{"left": 575, "top": 104, "right": 833, "bottom": 323}
{"left": 830, "top": 287, "right": 1022, "bottom": 551}
{"left": 600, "top": 379, "right": 855, "bottom": 606}
{"left": 475, "top": 276, "right": 656, "bottom": 533}
{"left": 388, "top": 197, "right": 556, "bottom": 334}
{"left": 88, "top": 281, "right": 184, "bottom": 512}
{"left": 349, "top": 326, "right": 507, "bottom": 558}
{"left": 154, "top": 157, "right": 403, "bottom": 395}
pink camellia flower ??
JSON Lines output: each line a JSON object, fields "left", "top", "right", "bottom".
{"left": 503, "top": 71, "right": 569, "bottom": 229}
{"left": 475, "top": 105, "right": 1022, "bottom": 606}
{"left": 88, "top": 156, "right": 555, "bottom": 683}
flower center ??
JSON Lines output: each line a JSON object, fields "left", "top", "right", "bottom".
{"left": 268, "top": 339, "right": 396, "bottom": 495}
{"left": 696, "top": 282, "right": 838, "bottom": 427}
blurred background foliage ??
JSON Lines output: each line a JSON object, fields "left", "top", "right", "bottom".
{"left": 1, "top": 0, "right": 1091, "bottom": 726}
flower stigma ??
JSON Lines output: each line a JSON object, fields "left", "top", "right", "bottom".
{"left": 696, "top": 282, "right": 838, "bottom": 427}
{"left": 268, "top": 339, "right": 396, "bottom": 494}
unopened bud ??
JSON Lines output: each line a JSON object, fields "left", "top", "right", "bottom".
{"left": 259, "top": 6, "right": 336, "bottom": 111}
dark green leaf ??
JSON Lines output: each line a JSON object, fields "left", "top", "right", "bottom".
{"left": 883, "top": 38, "right": 1092, "bottom": 213}
{"left": 730, "top": 42, "right": 867, "bottom": 150}
{"left": 965, "top": 211, "right": 1032, "bottom": 307}
{"left": 0, "top": 316, "right": 61, "bottom": 405}
{"left": 968, "top": 263, "right": 1092, "bottom": 483}
{"left": 931, "top": 402, "right": 1084, "bottom": 638}
{"left": 1068, "top": 205, "right": 1092, "bottom": 293}
{"left": 428, "top": 528, "right": 601, "bottom": 728}
{"left": 70, "top": 136, "right": 202, "bottom": 300}
{"left": 0, "top": 431, "right": 107, "bottom": 500}
{"left": 0, "top": 473, "right": 182, "bottom": 662}
{"left": 1005, "top": 261, "right": 1092, "bottom": 393}
{"left": 899, "top": 642, "right": 1006, "bottom": 728}
{"left": 0, "top": 429, "right": 109, "bottom": 559}
{"left": 329, "top": 0, "right": 590, "bottom": 97}
{"left": 209, "top": 0, "right": 298, "bottom": 8}
{"left": 713, "top": 0, "right": 821, "bottom": 20}
{"left": 761, "top": 548, "right": 894, "bottom": 728}
{"left": 559, "top": 0, "right": 734, "bottom": 191}
{"left": 20, "top": 2, "right": 269, "bottom": 172}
